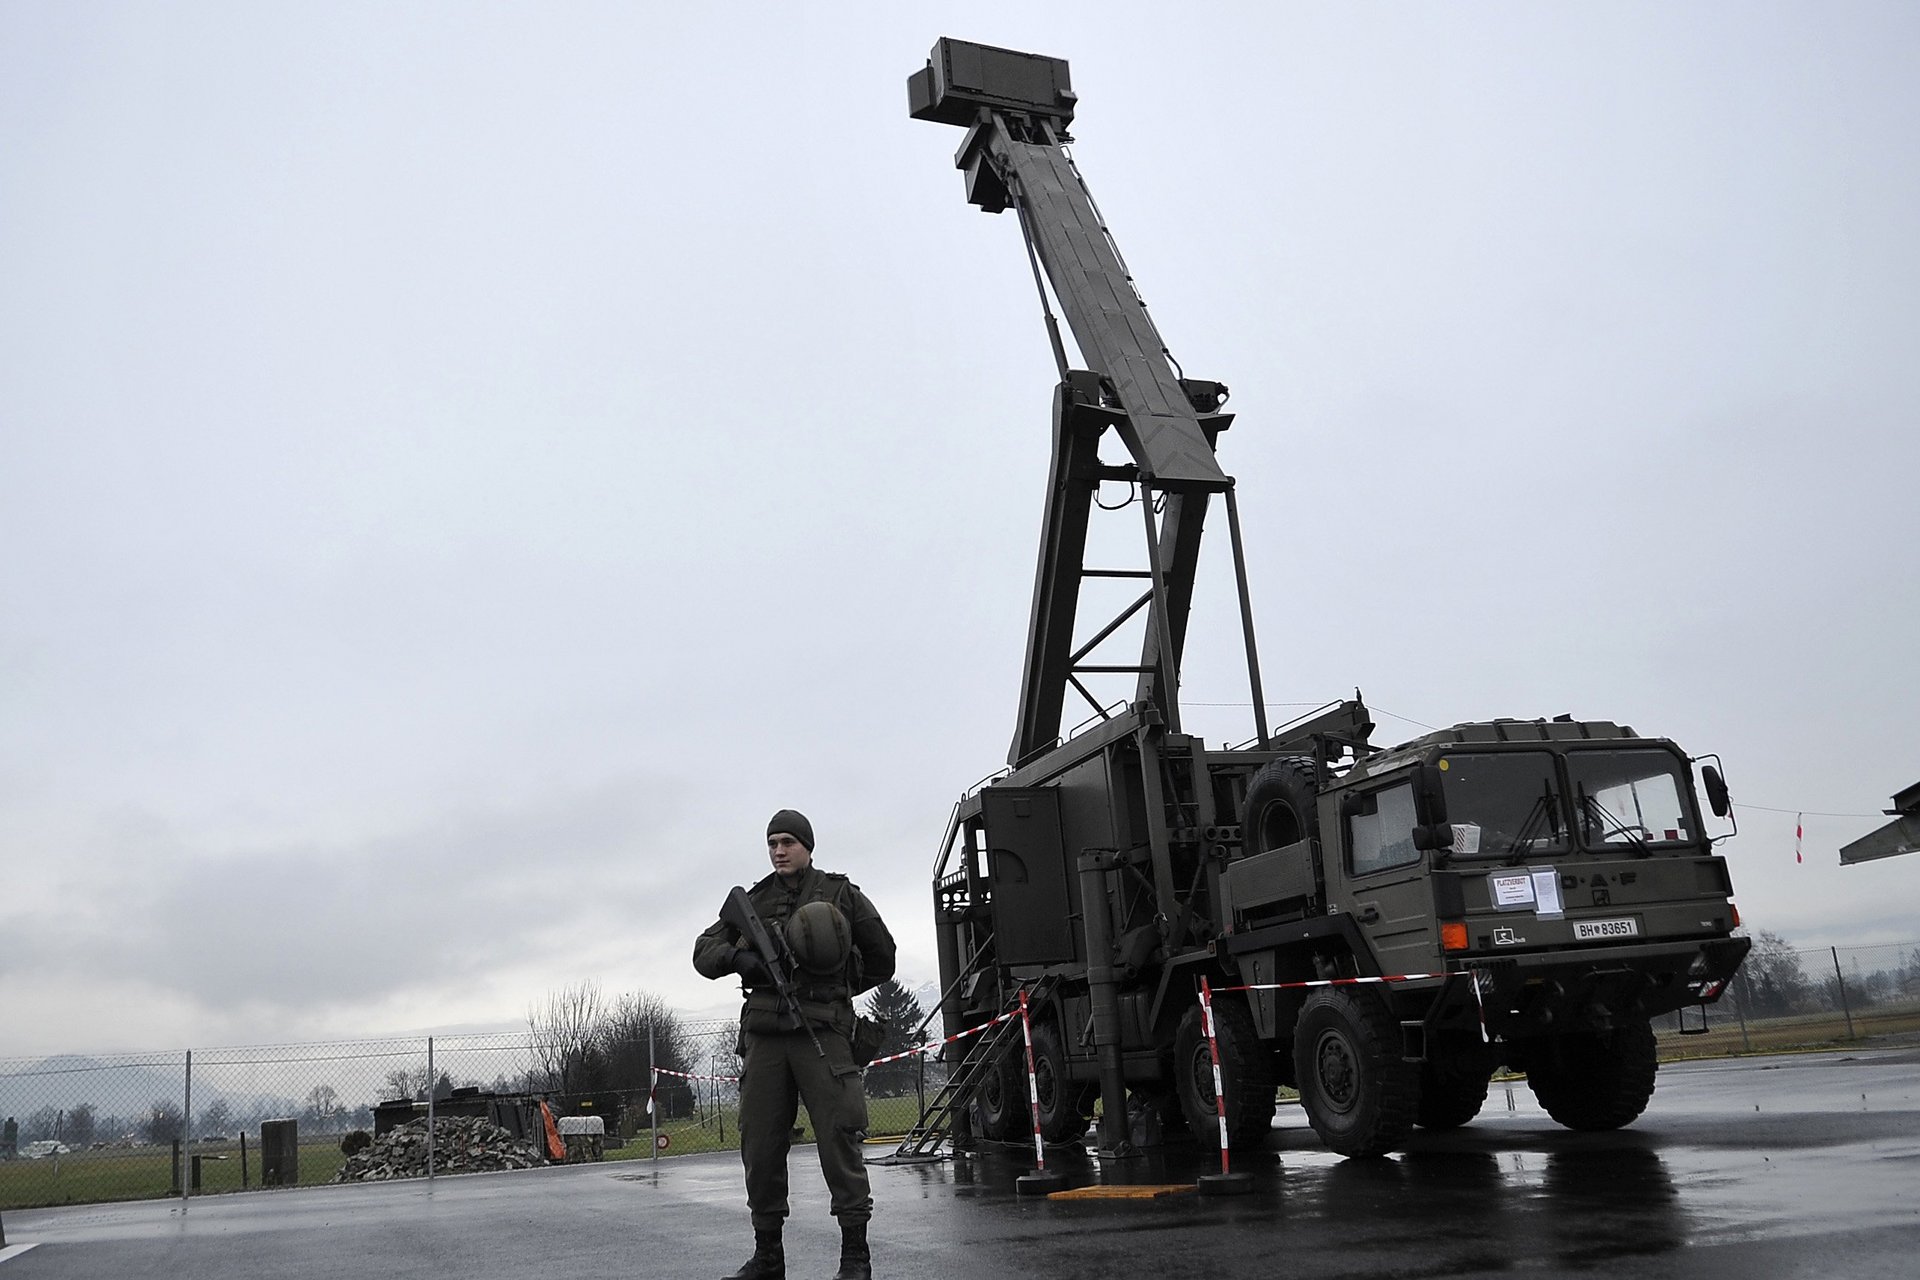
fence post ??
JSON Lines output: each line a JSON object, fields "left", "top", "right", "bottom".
{"left": 181, "top": 1050, "right": 192, "bottom": 1210}
{"left": 649, "top": 1023, "right": 659, "bottom": 1166}
{"left": 1732, "top": 966, "right": 1753, "bottom": 1052}
{"left": 1832, "top": 947, "right": 1857, "bottom": 1040}
{"left": 426, "top": 1037, "right": 436, "bottom": 1183}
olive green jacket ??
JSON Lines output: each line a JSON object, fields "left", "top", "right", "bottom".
{"left": 692, "top": 865, "right": 897, "bottom": 1035}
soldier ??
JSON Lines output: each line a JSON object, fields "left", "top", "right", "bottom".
{"left": 693, "top": 809, "right": 897, "bottom": 1280}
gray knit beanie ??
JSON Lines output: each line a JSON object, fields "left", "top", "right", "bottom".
{"left": 767, "top": 809, "right": 814, "bottom": 851}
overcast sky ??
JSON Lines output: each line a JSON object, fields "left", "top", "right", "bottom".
{"left": 4, "top": 2, "right": 1916, "bottom": 1058}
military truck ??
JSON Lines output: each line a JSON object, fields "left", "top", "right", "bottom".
{"left": 905, "top": 39, "right": 1751, "bottom": 1158}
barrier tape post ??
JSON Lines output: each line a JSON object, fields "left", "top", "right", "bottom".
{"left": 1014, "top": 989, "right": 1065, "bottom": 1195}
{"left": 1195, "top": 978, "right": 1253, "bottom": 1195}
{"left": 1202, "top": 980, "right": 1230, "bottom": 1168}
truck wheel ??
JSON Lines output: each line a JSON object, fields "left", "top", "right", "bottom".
{"left": 1293, "top": 988, "right": 1418, "bottom": 1157}
{"left": 1242, "top": 756, "right": 1319, "bottom": 853}
{"left": 1526, "top": 1019, "right": 1658, "bottom": 1131}
{"left": 1174, "top": 999, "right": 1277, "bottom": 1150}
{"left": 1030, "top": 1021, "right": 1096, "bottom": 1144}
{"left": 1416, "top": 1055, "right": 1493, "bottom": 1130}
{"left": 974, "top": 1043, "right": 1026, "bottom": 1141}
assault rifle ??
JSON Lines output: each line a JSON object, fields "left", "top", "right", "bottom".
{"left": 721, "top": 885, "right": 826, "bottom": 1058}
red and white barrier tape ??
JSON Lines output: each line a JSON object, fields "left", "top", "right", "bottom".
{"left": 1220, "top": 970, "right": 1490, "bottom": 1043}
{"left": 1215, "top": 972, "right": 1446, "bottom": 994}
{"left": 865, "top": 1010, "right": 1017, "bottom": 1067}
{"left": 653, "top": 1066, "right": 741, "bottom": 1083}
{"left": 647, "top": 1009, "right": 1022, "bottom": 1083}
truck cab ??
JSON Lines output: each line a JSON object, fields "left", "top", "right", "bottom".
{"left": 1316, "top": 718, "right": 1746, "bottom": 1026}
{"left": 1222, "top": 717, "right": 1749, "bottom": 1152}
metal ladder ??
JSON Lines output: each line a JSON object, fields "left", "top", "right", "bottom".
{"left": 885, "top": 975, "right": 1054, "bottom": 1161}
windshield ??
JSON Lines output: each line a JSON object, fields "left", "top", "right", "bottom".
{"left": 1434, "top": 750, "right": 1568, "bottom": 860}
{"left": 1567, "top": 749, "right": 1694, "bottom": 849}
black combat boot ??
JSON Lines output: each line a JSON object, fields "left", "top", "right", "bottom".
{"left": 830, "top": 1222, "right": 871, "bottom": 1280}
{"left": 723, "top": 1228, "right": 784, "bottom": 1280}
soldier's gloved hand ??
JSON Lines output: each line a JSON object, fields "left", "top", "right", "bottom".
{"left": 731, "top": 948, "right": 773, "bottom": 987}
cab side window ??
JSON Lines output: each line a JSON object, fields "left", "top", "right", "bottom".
{"left": 1348, "top": 782, "right": 1420, "bottom": 876}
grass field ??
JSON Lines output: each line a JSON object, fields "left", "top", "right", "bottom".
{"left": 1656, "top": 1004, "right": 1920, "bottom": 1060}
{"left": 614, "top": 1092, "right": 929, "bottom": 1162}
{"left": 0, "top": 1137, "right": 351, "bottom": 1211}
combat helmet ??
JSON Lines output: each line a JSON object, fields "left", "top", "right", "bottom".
{"left": 786, "top": 901, "right": 852, "bottom": 974}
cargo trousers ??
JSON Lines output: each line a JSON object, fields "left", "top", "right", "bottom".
{"left": 739, "top": 1024, "right": 871, "bottom": 1230}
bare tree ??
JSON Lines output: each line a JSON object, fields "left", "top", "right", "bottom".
{"left": 23, "top": 1106, "right": 62, "bottom": 1142}
{"left": 382, "top": 1066, "right": 435, "bottom": 1101}
{"left": 196, "top": 1099, "right": 233, "bottom": 1139}
{"left": 144, "top": 1100, "right": 184, "bottom": 1145}
{"left": 304, "top": 1084, "right": 344, "bottom": 1130}
{"left": 528, "top": 979, "right": 608, "bottom": 1097}
{"left": 525, "top": 983, "right": 697, "bottom": 1123}
{"left": 1740, "top": 928, "right": 1813, "bottom": 1017}
{"left": 604, "top": 989, "right": 694, "bottom": 1096}
{"left": 64, "top": 1103, "right": 97, "bottom": 1147}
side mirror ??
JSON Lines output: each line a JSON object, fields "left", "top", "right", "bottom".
{"left": 1415, "top": 763, "right": 1449, "bottom": 826}
{"left": 1702, "top": 765, "right": 1731, "bottom": 818}
{"left": 1411, "top": 823, "right": 1456, "bottom": 852}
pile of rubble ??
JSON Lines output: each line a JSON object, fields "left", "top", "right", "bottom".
{"left": 333, "top": 1115, "right": 545, "bottom": 1182}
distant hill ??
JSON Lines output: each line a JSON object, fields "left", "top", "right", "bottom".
{"left": 0, "top": 1055, "right": 287, "bottom": 1129}
{"left": 0, "top": 1054, "right": 187, "bottom": 1125}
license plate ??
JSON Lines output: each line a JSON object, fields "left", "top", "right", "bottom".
{"left": 1573, "top": 917, "right": 1639, "bottom": 941}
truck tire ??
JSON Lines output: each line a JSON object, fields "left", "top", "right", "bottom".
{"left": 1242, "top": 756, "right": 1319, "bottom": 854}
{"left": 1416, "top": 1055, "right": 1493, "bottom": 1130}
{"left": 1293, "top": 988, "right": 1418, "bottom": 1157}
{"left": 973, "top": 1043, "right": 1026, "bottom": 1141}
{"left": 1174, "top": 999, "right": 1277, "bottom": 1150}
{"left": 1030, "top": 1021, "right": 1096, "bottom": 1144}
{"left": 1526, "top": 1019, "right": 1659, "bottom": 1131}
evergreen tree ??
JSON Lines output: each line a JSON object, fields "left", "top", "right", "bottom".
{"left": 862, "top": 979, "right": 928, "bottom": 1097}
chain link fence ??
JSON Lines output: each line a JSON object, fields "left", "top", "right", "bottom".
{"left": 0, "top": 1017, "right": 953, "bottom": 1212}
{"left": 1655, "top": 939, "right": 1920, "bottom": 1057}
{"left": 649, "top": 1023, "right": 947, "bottom": 1165}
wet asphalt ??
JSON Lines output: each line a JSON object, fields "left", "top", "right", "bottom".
{"left": 4, "top": 1046, "right": 1917, "bottom": 1279}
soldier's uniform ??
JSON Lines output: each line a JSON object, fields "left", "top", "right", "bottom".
{"left": 693, "top": 816, "right": 895, "bottom": 1280}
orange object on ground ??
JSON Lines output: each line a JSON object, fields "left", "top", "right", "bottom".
{"left": 538, "top": 1101, "right": 566, "bottom": 1162}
